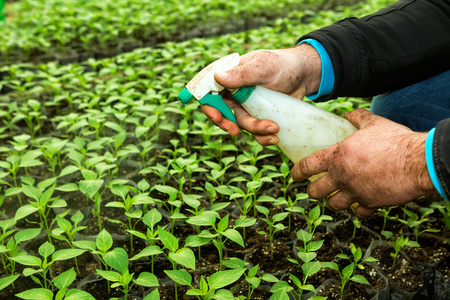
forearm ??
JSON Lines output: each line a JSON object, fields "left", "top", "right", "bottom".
{"left": 297, "top": 0, "right": 450, "bottom": 101}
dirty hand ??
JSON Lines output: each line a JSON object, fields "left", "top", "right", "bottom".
{"left": 201, "top": 44, "right": 322, "bottom": 146}
{"left": 291, "top": 108, "right": 438, "bottom": 218}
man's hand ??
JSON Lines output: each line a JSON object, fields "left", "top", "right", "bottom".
{"left": 291, "top": 108, "right": 438, "bottom": 218}
{"left": 201, "top": 45, "right": 322, "bottom": 145}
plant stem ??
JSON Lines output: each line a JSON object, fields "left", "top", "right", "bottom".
{"left": 128, "top": 217, "right": 134, "bottom": 251}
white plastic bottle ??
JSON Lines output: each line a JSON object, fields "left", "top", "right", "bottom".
{"left": 178, "top": 53, "right": 357, "bottom": 171}
{"left": 232, "top": 85, "right": 357, "bottom": 164}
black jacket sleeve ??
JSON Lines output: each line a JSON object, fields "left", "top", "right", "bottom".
{"left": 297, "top": 0, "right": 450, "bottom": 199}
{"left": 297, "top": 0, "right": 450, "bottom": 101}
{"left": 433, "top": 119, "right": 450, "bottom": 199}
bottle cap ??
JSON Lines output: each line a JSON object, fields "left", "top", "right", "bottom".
{"left": 233, "top": 86, "right": 256, "bottom": 104}
{"left": 178, "top": 88, "right": 195, "bottom": 105}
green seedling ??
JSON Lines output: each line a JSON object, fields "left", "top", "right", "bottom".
{"left": 157, "top": 225, "right": 196, "bottom": 300}
{"left": 431, "top": 200, "right": 450, "bottom": 232}
{"left": 322, "top": 260, "right": 370, "bottom": 300}
{"left": 152, "top": 184, "right": 186, "bottom": 232}
{"left": 237, "top": 139, "right": 274, "bottom": 166}
{"left": 129, "top": 208, "right": 164, "bottom": 273}
{"left": 203, "top": 156, "right": 235, "bottom": 187}
{"left": 289, "top": 204, "right": 333, "bottom": 236}
{"left": 288, "top": 261, "right": 325, "bottom": 300}
{"left": 270, "top": 193, "right": 309, "bottom": 233}
{"left": 15, "top": 99, "right": 46, "bottom": 138}
{"left": 77, "top": 170, "right": 104, "bottom": 231}
{"left": 73, "top": 229, "right": 115, "bottom": 271}
{"left": 11, "top": 241, "right": 85, "bottom": 290}
{"left": 289, "top": 229, "right": 324, "bottom": 266}
{"left": 165, "top": 268, "right": 245, "bottom": 300}
{"left": 256, "top": 204, "right": 288, "bottom": 260}
{"left": 1, "top": 227, "right": 41, "bottom": 278}
{"left": 51, "top": 212, "right": 87, "bottom": 274}
{"left": 106, "top": 181, "right": 156, "bottom": 251}
{"left": 198, "top": 136, "right": 238, "bottom": 164}
{"left": 168, "top": 153, "right": 207, "bottom": 192}
{"left": 378, "top": 206, "right": 396, "bottom": 233}
{"left": 398, "top": 206, "right": 440, "bottom": 241}
{"left": 140, "top": 163, "right": 170, "bottom": 185}
{"left": 183, "top": 194, "right": 229, "bottom": 260}
{"left": 37, "top": 138, "right": 67, "bottom": 177}
{"left": 15, "top": 268, "right": 95, "bottom": 300}
{"left": 0, "top": 275, "right": 20, "bottom": 294}
{"left": 0, "top": 137, "right": 44, "bottom": 205}
{"left": 15, "top": 178, "right": 67, "bottom": 242}
{"left": 382, "top": 231, "right": 420, "bottom": 270}
{"left": 336, "top": 243, "right": 378, "bottom": 278}
{"left": 186, "top": 213, "right": 254, "bottom": 270}
{"left": 96, "top": 247, "right": 159, "bottom": 300}
{"left": 269, "top": 278, "right": 327, "bottom": 300}
{"left": 223, "top": 258, "right": 279, "bottom": 300}
{"left": 351, "top": 216, "right": 361, "bottom": 240}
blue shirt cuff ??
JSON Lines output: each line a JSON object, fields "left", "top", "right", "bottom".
{"left": 425, "top": 128, "right": 449, "bottom": 200}
{"left": 298, "top": 39, "right": 335, "bottom": 101}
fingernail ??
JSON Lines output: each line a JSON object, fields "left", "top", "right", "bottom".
{"left": 217, "top": 71, "right": 231, "bottom": 81}
{"left": 266, "top": 125, "right": 277, "bottom": 134}
{"left": 268, "top": 137, "right": 277, "bottom": 145}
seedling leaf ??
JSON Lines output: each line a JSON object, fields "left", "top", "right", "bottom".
{"left": 208, "top": 269, "right": 245, "bottom": 289}
{"left": 53, "top": 268, "right": 77, "bottom": 290}
{"left": 64, "top": 289, "right": 95, "bottom": 300}
{"left": 158, "top": 226, "right": 178, "bottom": 253}
{"left": 96, "top": 229, "right": 113, "bottom": 253}
{"left": 169, "top": 248, "right": 196, "bottom": 270}
{"left": 133, "top": 272, "right": 159, "bottom": 287}
{"left": 0, "top": 275, "right": 20, "bottom": 291}
{"left": 350, "top": 274, "right": 370, "bottom": 285}
{"left": 52, "top": 249, "right": 86, "bottom": 262}
{"left": 164, "top": 269, "right": 192, "bottom": 286}
{"left": 15, "top": 288, "right": 53, "bottom": 300}
{"left": 103, "top": 247, "right": 128, "bottom": 273}
{"left": 222, "top": 229, "right": 244, "bottom": 247}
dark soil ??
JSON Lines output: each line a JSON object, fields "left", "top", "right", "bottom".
{"left": 51, "top": 251, "right": 99, "bottom": 282}
{"left": 0, "top": 275, "right": 42, "bottom": 300}
{"left": 316, "top": 280, "right": 370, "bottom": 300}
{"left": 371, "top": 244, "right": 423, "bottom": 292}
{"left": 158, "top": 283, "right": 196, "bottom": 300}
{"left": 403, "top": 236, "right": 450, "bottom": 265}
{"left": 437, "top": 255, "right": 450, "bottom": 278}
{"left": 361, "top": 210, "right": 407, "bottom": 235}
{"left": 244, "top": 236, "right": 296, "bottom": 275}
{"left": 80, "top": 277, "right": 142, "bottom": 299}
{"left": 333, "top": 219, "right": 380, "bottom": 249}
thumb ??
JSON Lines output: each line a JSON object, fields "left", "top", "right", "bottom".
{"left": 214, "top": 64, "right": 258, "bottom": 89}
{"left": 344, "top": 108, "right": 378, "bottom": 129}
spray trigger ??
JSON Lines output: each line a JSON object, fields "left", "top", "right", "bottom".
{"left": 178, "top": 53, "right": 240, "bottom": 124}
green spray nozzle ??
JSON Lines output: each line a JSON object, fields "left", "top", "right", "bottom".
{"left": 178, "top": 53, "right": 240, "bottom": 124}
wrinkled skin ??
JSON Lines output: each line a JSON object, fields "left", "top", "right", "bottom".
{"left": 201, "top": 46, "right": 438, "bottom": 218}
{"left": 291, "top": 108, "right": 437, "bottom": 218}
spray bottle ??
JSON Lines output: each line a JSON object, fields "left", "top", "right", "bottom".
{"left": 178, "top": 53, "right": 357, "bottom": 178}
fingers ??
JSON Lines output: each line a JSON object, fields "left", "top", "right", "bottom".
{"left": 354, "top": 205, "right": 377, "bottom": 219}
{"left": 201, "top": 104, "right": 240, "bottom": 136}
{"left": 344, "top": 108, "right": 377, "bottom": 129}
{"left": 201, "top": 98, "right": 280, "bottom": 145}
{"left": 325, "top": 191, "right": 354, "bottom": 211}
{"left": 306, "top": 173, "right": 339, "bottom": 199}
{"left": 326, "top": 192, "right": 377, "bottom": 218}
{"left": 291, "top": 146, "right": 334, "bottom": 182}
